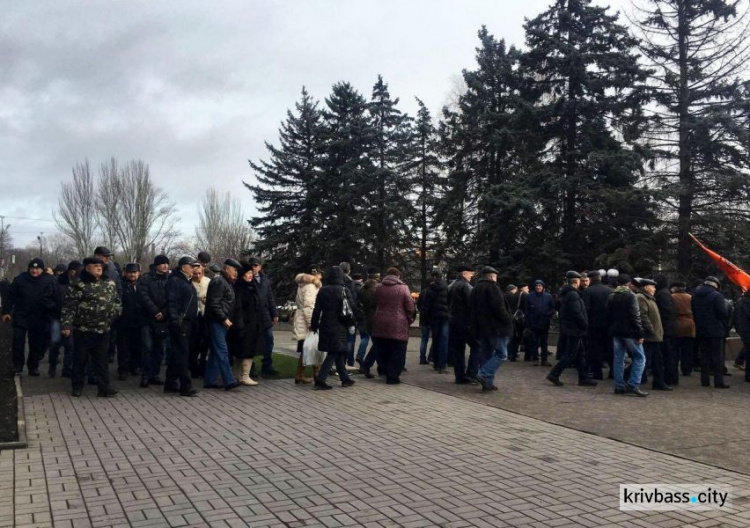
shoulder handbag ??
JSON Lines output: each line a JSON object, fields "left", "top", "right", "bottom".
{"left": 340, "top": 287, "right": 356, "bottom": 326}
{"left": 513, "top": 294, "right": 525, "bottom": 325}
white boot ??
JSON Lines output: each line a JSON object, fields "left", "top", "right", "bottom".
{"left": 239, "top": 359, "right": 258, "bottom": 386}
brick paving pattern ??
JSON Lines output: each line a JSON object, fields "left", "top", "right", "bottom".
{"left": 3, "top": 378, "right": 750, "bottom": 527}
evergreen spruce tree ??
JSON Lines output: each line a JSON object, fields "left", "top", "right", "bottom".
{"left": 364, "top": 75, "right": 415, "bottom": 272}
{"left": 633, "top": 0, "right": 750, "bottom": 279}
{"left": 521, "top": 0, "right": 657, "bottom": 275}
{"left": 319, "top": 81, "right": 375, "bottom": 266}
{"left": 246, "top": 87, "right": 324, "bottom": 295}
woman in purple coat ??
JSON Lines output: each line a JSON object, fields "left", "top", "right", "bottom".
{"left": 371, "top": 267, "right": 416, "bottom": 384}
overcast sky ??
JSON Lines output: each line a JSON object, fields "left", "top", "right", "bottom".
{"left": 1, "top": 0, "right": 627, "bottom": 249}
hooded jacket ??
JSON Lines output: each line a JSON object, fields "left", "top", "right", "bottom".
{"left": 310, "top": 266, "right": 354, "bottom": 353}
{"left": 691, "top": 284, "right": 728, "bottom": 339}
{"left": 469, "top": 278, "right": 512, "bottom": 338}
{"left": 61, "top": 270, "right": 121, "bottom": 333}
{"left": 421, "top": 278, "right": 449, "bottom": 326}
{"left": 606, "top": 287, "right": 644, "bottom": 339}
{"left": 372, "top": 275, "right": 416, "bottom": 342}
{"left": 653, "top": 274, "right": 677, "bottom": 337}
{"left": 558, "top": 284, "right": 588, "bottom": 337}
{"left": 524, "top": 288, "right": 555, "bottom": 331}
{"left": 293, "top": 273, "right": 322, "bottom": 341}
{"left": 636, "top": 290, "right": 663, "bottom": 342}
{"left": 2, "top": 271, "right": 56, "bottom": 329}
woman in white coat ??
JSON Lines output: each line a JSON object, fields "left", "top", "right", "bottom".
{"left": 293, "top": 264, "right": 323, "bottom": 384}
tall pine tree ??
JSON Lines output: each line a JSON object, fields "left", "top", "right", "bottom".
{"left": 633, "top": 0, "right": 750, "bottom": 279}
{"left": 246, "top": 87, "right": 325, "bottom": 295}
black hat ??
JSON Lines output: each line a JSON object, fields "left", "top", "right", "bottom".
{"left": 28, "top": 258, "right": 45, "bottom": 270}
{"left": 124, "top": 263, "right": 141, "bottom": 273}
{"left": 481, "top": 266, "right": 499, "bottom": 276}
{"left": 617, "top": 274, "right": 631, "bottom": 285}
{"left": 197, "top": 251, "right": 211, "bottom": 264}
{"left": 83, "top": 256, "right": 104, "bottom": 267}
{"left": 53, "top": 263, "right": 67, "bottom": 274}
{"left": 506, "top": 284, "right": 517, "bottom": 292}
{"left": 308, "top": 264, "right": 322, "bottom": 274}
{"left": 565, "top": 270, "right": 582, "bottom": 280}
{"left": 430, "top": 270, "right": 442, "bottom": 279}
{"left": 456, "top": 264, "right": 475, "bottom": 273}
{"left": 224, "top": 258, "right": 242, "bottom": 270}
{"left": 153, "top": 254, "right": 170, "bottom": 266}
{"left": 67, "top": 260, "right": 82, "bottom": 272}
{"left": 705, "top": 276, "right": 720, "bottom": 288}
{"left": 671, "top": 280, "right": 687, "bottom": 289}
{"left": 94, "top": 246, "right": 112, "bottom": 257}
{"left": 533, "top": 279, "right": 546, "bottom": 287}
{"left": 178, "top": 256, "right": 200, "bottom": 267}
{"left": 209, "top": 263, "right": 222, "bottom": 273}
{"left": 239, "top": 260, "right": 254, "bottom": 275}
{"left": 588, "top": 269, "right": 601, "bottom": 279}
{"left": 247, "top": 257, "right": 261, "bottom": 266}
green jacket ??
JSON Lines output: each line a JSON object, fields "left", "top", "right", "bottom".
{"left": 62, "top": 271, "right": 121, "bottom": 333}
{"left": 637, "top": 291, "right": 663, "bottom": 343}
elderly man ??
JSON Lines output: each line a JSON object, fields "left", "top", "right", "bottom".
{"left": 2, "top": 258, "right": 55, "bottom": 375}
{"left": 250, "top": 257, "right": 279, "bottom": 377}
{"left": 139, "top": 255, "right": 171, "bottom": 387}
{"left": 204, "top": 259, "right": 242, "bottom": 391}
{"left": 636, "top": 278, "right": 672, "bottom": 391}
{"left": 447, "top": 265, "right": 479, "bottom": 384}
{"left": 692, "top": 276, "right": 730, "bottom": 389}
{"left": 62, "top": 257, "right": 121, "bottom": 398}
{"left": 607, "top": 274, "right": 647, "bottom": 397}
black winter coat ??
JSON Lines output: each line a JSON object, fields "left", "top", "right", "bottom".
{"left": 469, "top": 278, "right": 512, "bottom": 338}
{"left": 582, "top": 281, "right": 613, "bottom": 329}
{"left": 205, "top": 273, "right": 235, "bottom": 323}
{"left": 166, "top": 269, "right": 198, "bottom": 329}
{"left": 606, "top": 289, "right": 644, "bottom": 339}
{"left": 2, "top": 272, "right": 56, "bottom": 329}
{"left": 311, "top": 267, "right": 354, "bottom": 354}
{"left": 343, "top": 274, "right": 364, "bottom": 323}
{"left": 229, "top": 278, "right": 265, "bottom": 359}
{"left": 735, "top": 294, "right": 750, "bottom": 342}
{"left": 691, "top": 284, "right": 728, "bottom": 339}
{"left": 448, "top": 277, "right": 473, "bottom": 332}
{"left": 558, "top": 285, "right": 588, "bottom": 337}
{"left": 140, "top": 270, "right": 169, "bottom": 330}
{"left": 254, "top": 273, "right": 278, "bottom": 330}
{"left": 421, "top": 279, "right": 449, "bottom": 325}
{"left": 120, "top": 279, "right": 148, "bottom": 328}
{"left": 653, "top": 275, "right": 677, "bottom": 336}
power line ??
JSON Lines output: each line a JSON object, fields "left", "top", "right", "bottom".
{"left": 1, "top": 215, "right": 56, "bottom": 223}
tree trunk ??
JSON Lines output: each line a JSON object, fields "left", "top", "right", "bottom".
{"left": 676, "top": 1, "right": 693, "bottom": 279}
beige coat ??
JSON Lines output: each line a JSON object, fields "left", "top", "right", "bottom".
{"left": 192, "top": 276, "right": 211, "bottom": 316}
{"left": 293, "top": 273, "right": 321, "bottom": 341}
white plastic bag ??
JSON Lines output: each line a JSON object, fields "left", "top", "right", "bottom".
{"left": 302, "top": 332, "right": 322, "bottom": 366}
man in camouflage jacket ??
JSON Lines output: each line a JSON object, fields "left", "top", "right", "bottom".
{"left": 62, "top": 257, "right": 121, "bottom": 398}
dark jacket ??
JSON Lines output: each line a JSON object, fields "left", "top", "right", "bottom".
{"left": 311, "top": 266, "right": 354, "bottom": 353}
{"left": 582, "top": 280, "right": 613, "bottom": 329}
{"left": 229, "top": 278, "right": 265, "bottom": 359}
{"left": 139, "top": 269, "right": 169, "bottom": 329}
{"left": 558, "top": 284, "right": 588, "bottom": 337}
{"left": 104, "top": 260, "right": 123, "bottom": 298}
{"left": 469, "top": 278, "right": 512, "bottom": 338}
{"left": 343, "top": 274, "right": 364, "bottom": 323}
{"left": 448, "top": 277, "right": 473, "bottom": 332}
{"left": 524, "top": 290, "right": 555, "bottom": 331}
{"left": 653, "top": 275, "right": 677, "bottom": 337}
{"left": 205, "top": 273, "right": 235, "bottom": 323}
{"left": 2, "top": 271, "right": 56, "bottom": 329}
{"left": 61, "top": 270, "right": 121, "bottom": 334}
{"left": 606, "top": 287, "right": 644, "bottom": 339}
{"left": 372, "top": 275, "right": 416, "bottom": 342}
{"left": 120, "top": 279, "right": 148, "bottom": 328}
{"left": 254, "top": 272, "right": 277, "bottom": 330}
{"left": 735, "top": 293, "right": 750, "bottom": 342}
{"left": 51, "top": 272, "right": 75, "bottom": 319}
{"left": 691, "top": 284, "right": 728, "bottom": 339}
{"left": 421, "top": 279, "right": 449, "bottom": 325}
{"left": 360, "top": 279, "right": 380, "bottom": 335}
{"left": 166, "top": 268, "right": 198, "bottom": 329}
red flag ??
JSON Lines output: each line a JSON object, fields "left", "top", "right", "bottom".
{"left": 689, "top": 233, "right": 750, "bottom": 291}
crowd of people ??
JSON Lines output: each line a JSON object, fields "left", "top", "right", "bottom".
{"left": 1, "top": 251, "right": 748, "bottom": 398}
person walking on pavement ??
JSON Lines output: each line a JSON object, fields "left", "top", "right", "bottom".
{"left": 469, "top": 266, "right": 512, "bottom": 392}
{"left": 164, "top": 256, "right": 201, "bottom": 397}
{"left": 139, "top": 255, "right": 171, "bottom": 388}
{"left": 691, "top": 276, "right": 730, "bottom": 389}
{"left": 636, "top": 278, "right": 673, "bottom": 391}
{"left": 292, "top": 264, "right": 323, "bottom": 384}
{"left": 2, "top": 258, "right": 56, "bottom": 376}
{"left": 582, "top": 270, "right": 613, "bottom": 379}
{"left": 524, "top": 279, "right": 555, "bottom": 366}
{"left": 547, "top": 271, "right": 597, "bottom": 388}
{"left": 204, "top": 259, "right": 242, "bottom": 391}
{"left": 447, "top": 265, "right": 480, "bottom": 385}
{"left": 671, "top": 281, "right": 696, "bottom": 376}
{"left": 420, "top": 270, "right": 450, "bottom": 373}
{"left": 62, "top": 257, "right": 121, "bottom": 398}
{"left": 310, "top": 266, "right": 357, "bottom": 390}
{"left": 606, "top": 274, "right": 648, "bottom": 397}
{"left": 359, "top": 272, "right": 383, "bottom": 378}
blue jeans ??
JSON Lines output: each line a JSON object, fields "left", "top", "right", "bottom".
{"left": 478, "top": 336, "right": 508, "bottom": 385}
{"left": 419, "top": 325, "right": 431, "bottom": 362}
{"left": 356, "top": 323, "right": 370, "bottom": 362}
{"left": 262, "top": 326, "right": 275, "bottom": 371}
{"left": 205, "top": 322, "right": 236, "bottom": 386}
{"left": 613, "top": 337, "right": 646, "bottom": 390}
{"left": 431, "top": 320, "right": 449, "bottom": 370}
{"left": 141, "top": 326, "right": 168, "bottom": 381}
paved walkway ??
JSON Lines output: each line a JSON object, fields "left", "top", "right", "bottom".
{"left": 4, "top": 370, "right": 750, "bottom": 527}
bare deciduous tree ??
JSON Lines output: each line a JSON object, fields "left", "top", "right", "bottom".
{"left": 55, "top": 159, "right": 97, "bottom": 257}
{"left": 96, "top": 157, "right": 121, "bottom": 252}
{"left": 196, "top": 187, "right": 254, "bottom": 260}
